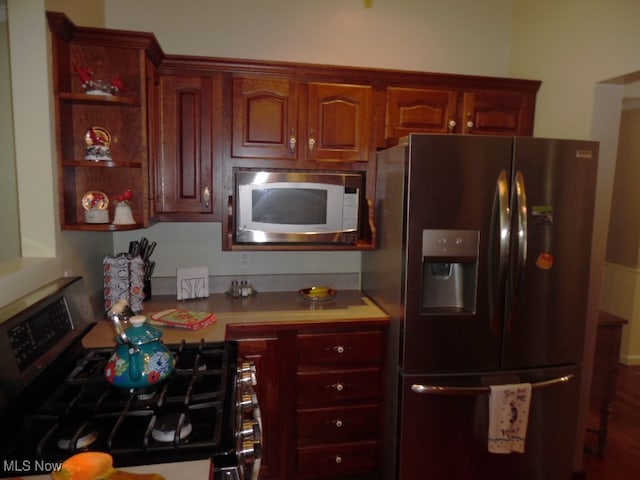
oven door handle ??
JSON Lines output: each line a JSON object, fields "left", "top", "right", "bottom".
{"left": 410, "top": 374, "right": 573, "bottom": 397}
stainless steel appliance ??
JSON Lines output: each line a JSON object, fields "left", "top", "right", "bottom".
{"left": 234, "top": 168, "right": 363, "bottom": 245}
{"left": 362, "top": 134, "right": 598, "bottom": 479}
{"left": 0, "top": 277, "right": 262, "bottom": 480}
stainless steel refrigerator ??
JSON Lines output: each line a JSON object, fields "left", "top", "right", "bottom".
{"left": 362, "top": 134, "right": 598, "bottom": 479}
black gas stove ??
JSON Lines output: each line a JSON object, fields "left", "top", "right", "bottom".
{"left": 0, "top": 277, "right": 261, "bottom": 480}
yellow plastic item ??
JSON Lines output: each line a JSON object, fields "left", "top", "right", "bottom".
{"left": 51, "top": 452, "right": 165, "bottom": 480}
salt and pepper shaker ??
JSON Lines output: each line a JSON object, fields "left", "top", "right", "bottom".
{"left": 228, "top": 280, "right": 256, "bottom": 298}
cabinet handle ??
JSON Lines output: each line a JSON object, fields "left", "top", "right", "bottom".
{"left": 328, "top": 382, "right": 345, "bottom": 391}
{"left": 331, "top": 419, "right": 344, "bottom": 428}
{"left": 308, "top": 129, "right": 316, "bottom": 152}
{"left": 203, "top": 185, "right": 210, "bottom": 208}
{"left": 289, "top": 128, "right": 297, "bottom": 153}
{"left": 465, "top": 113, "right": 474, "bottom": 132}
{"left": 448, "top": 118, "right": 456, "bottom": 133}
{"left": 334, "top": 455, "right": 343, "bottom": 464}
{"left": 332, "top": 345, "right": 345, "bottom": 354}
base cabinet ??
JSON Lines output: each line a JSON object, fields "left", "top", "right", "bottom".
{"left": 226, "top": 321, "right": 388, "bottom": 480}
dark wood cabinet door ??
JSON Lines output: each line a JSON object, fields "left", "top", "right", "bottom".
{"left": 157, "top": 74, "right": 221, "bottom": 215}
{"left": 232, "top": 77, "right": 299, "bottom": 160}
{"left": 385, "top": 86, "right": 458, "bottom": 138}
{"left": 307, "top": 83, "right": 373, "bottom": 163}
{"left": 462, "top": 90, "right": 535, "bottom": 136}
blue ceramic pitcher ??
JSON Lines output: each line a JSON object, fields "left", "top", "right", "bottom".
{"left": 105, "top": 307, "right": 175, "bottom": 389}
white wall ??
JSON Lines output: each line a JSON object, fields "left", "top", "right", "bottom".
{"left": 0, "top": 15, "right": 20, "bottom": 264}
{"left": 105, "top": 0, "right": 514, "bottom": 76}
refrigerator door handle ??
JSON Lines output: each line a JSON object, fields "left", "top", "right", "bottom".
{"left": 410, "top": 374, "right": 574, "bottom": 397}
{"left": 507, "top": 170, "right": 528, "bottom": 328}
{"left": 488, "top": 169, "right": 510, "bottom": 335}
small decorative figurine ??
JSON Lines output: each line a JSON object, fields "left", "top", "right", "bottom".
{"left": 110, "top": 75, "right": 128, "bottom": 95}
{"left": 112, "top": 188, "right": 136, "bottom": 225}
{"left": 82, "top": 190, "right": 109, "bottom": 223}
{"left": 85, "top": 127, "right": 112, "bottom": 161}
{"left": 73, "top": 64, "right": 127, "bottom": 96}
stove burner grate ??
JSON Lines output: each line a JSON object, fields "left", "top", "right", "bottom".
{"left": 55, "top": 421, "right": 99, "bottom": 451}
{"left": 151, "top": 412, "right": 193, "bottom": 443}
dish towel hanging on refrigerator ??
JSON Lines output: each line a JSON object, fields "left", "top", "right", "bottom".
{"left": 487, "top": 383, "right": 532, "bottom": 453}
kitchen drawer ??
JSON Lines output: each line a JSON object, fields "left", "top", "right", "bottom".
{"left": 297, "top": 404, "right": 380, "bottom": 446}
{"left": 297, "top": 330, "right": 384, "bottom": 368}
{"left": 297, "top": 441, "right": 378, "bottom": 479}
{"left": 297, "top": 368, "right": 381, "bottom": 408}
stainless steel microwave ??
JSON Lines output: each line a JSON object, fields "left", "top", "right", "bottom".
{"left": 234, "top": 169, "right": 363, "bottom": 244}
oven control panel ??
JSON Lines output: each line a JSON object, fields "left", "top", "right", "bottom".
{"left": 8, "top": 297, "right": 73, "bottom": 371}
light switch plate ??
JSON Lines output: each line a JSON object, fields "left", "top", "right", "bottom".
{"left": 176, "top": 266, "right": 210, "bottom": 300}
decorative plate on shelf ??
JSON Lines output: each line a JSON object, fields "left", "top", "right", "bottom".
{"left": 82, "top": 190, "right": 109, "bottom": 211}
{"left": 298, "top": 286, "right": 337, "bottom": 301}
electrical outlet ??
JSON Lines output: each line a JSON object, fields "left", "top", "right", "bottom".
{"left": 240, "top": 252, "right": 249, "bottom": 269}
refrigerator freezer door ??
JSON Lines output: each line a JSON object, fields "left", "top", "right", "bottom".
{"left": 398, "top": 365, "right": 581, "bottom": 480}
{"left": 503, "top": 138, "right": 598, "bottom": 369}
{"left": 402, "top": 135, "right": 513, "bottom": 373}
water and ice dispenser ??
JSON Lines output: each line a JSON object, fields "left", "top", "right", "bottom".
{"left": 421, "top": 229, "right": 479, "bottom": 314}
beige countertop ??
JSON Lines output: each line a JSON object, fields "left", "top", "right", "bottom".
{"left": 83, "top": 290, "right": 389, "bottom": 348}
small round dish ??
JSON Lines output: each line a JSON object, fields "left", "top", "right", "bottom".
{"left": 298, "top": 287, "right": 337, "bottom": 301}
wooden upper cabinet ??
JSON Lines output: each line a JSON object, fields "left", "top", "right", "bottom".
{"left": 232, "top": 77, "right": 373, "bottom": 163}
{"left": 49, "top": 13, "right": 540, "bottom": 235}
{"left": 385, "top": 87, "right": 458, "bottom": 138}
{"left": 232, "top": 77, "right": 299, "bottom": 160}
{"left": 461, "top": 90, "right": 535, "bottom": 135}
{"left": 157, "top": 74, "right": 222, "bottom": 219}
{"left": 307, "top": 83, "right": 373, "bottom": 163}
{"left": 47, "top": 12, "right": 163, "bottom": 231}
{"left": 385, "top": 86, "right": 537, "bottom": 142}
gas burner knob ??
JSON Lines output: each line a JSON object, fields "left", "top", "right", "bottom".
{"left": 238, "top": 364, "right": 257, "bottom": 386}
{"left": 239, "top": 392, "right": 259, "bottom": 411}
{"left": 239, "top": 439, "right": 262, "bottom": 458}
{"left": 237, "top": 440, "right": 262, "bottom": 480}
{"left": 239, "top": 361, "right": 256, "bottom": 374}
{"left": 240, "top": 419, "right": 262, "bottom": 440}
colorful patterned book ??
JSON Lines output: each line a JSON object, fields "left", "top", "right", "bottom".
{"left": 149, "top": 308, "right": 217, "bottom": 330}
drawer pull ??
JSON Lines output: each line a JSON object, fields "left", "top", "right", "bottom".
{"left": 328, "top": 382, "right": 345, "bottom": 392}
{"left": 331, "top": 419, "right": 344, "bottom": 428}
{"left": 333, "top": 345, "right": 345, "bottom": 354}
{"left": 334, "top": 455, "right": 343, "bottom": 464}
